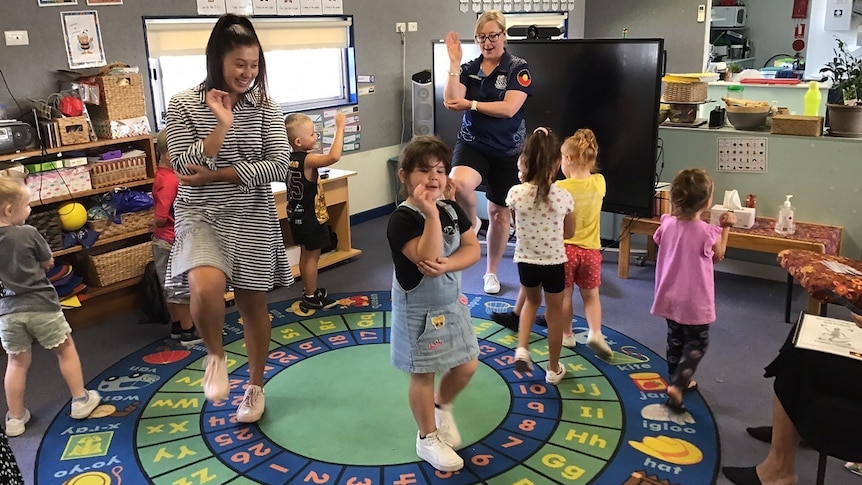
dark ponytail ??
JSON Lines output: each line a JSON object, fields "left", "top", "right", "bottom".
{"left": 204, "top": 14, "right": 269, "bottom": 101}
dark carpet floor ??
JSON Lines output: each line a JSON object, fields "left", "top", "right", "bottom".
{"left": 3, "top": 215, "right": 858, "bottom": 484}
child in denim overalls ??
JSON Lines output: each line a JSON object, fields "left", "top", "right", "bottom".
{"left": 387, "top": 136, "right": 481, "bottom": 472}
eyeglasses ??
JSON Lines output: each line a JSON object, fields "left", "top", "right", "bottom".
{"left": 475, "top": 31, "right": 504, "bottom": 43}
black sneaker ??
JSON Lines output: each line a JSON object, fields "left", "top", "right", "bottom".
{"left": 180, "top": 329, "right": 203, "bottom": 347}
{"left": 170, "top": 321, "right": 182, "bottom": 340}
{"left": 491, "top": 311, "right": 520, "bottom": 331}
{"left": 302, "top": 288, "right": 337, "bottom": 310}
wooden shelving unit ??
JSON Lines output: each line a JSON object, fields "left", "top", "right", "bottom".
{"left": 7, "top": 134, "right": 157, "bottom": 329}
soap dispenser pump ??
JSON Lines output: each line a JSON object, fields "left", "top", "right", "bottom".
{"left": 775, "top": 195, "right": 795, "bottom": 235}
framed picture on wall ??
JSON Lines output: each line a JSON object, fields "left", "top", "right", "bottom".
{"left": 61, "top": 10, "right": 107, "bottom": 69}
{"left": 86, "top": 0, "right": 123, "bottom": 5}
{"left": 38, "top": 0, "right": 78, "bottom": 6}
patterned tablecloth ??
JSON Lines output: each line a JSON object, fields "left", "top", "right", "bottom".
{"left": 713, "top": 215, "right": 843, "bottom": 256}
{"left": 778, "top": 250, "right": 862, "bottom": 313}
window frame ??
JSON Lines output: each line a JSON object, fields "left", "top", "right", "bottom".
{"left": 142, "top": 15, "right": 357, "bottom": 128}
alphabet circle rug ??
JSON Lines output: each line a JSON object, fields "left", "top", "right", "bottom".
{"left": 36, "top": 291, "right": 719, "bottom": 484}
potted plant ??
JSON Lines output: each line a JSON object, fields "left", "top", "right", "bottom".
{"left": 819, "top": 38, "right": 862, "bottom": 135}
{"left": 724, "top": 63, "right": 742, "bottom": 82}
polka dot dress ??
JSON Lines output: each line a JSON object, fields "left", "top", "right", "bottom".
{"left": 0, "top": 428, "right": 23, "bottom": 483}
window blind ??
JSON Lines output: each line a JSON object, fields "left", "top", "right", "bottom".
{"left": 144, "top": 17, "right": 352, "bottom": 57}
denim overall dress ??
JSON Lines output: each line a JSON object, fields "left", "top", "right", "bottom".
{"left": 390, "top": 201, "right": 480, "bottom": 374}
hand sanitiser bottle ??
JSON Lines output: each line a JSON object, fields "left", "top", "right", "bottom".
{"left": 775, "top": 195, "right": 795, "bottom": 235}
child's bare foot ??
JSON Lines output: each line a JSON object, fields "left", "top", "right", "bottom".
{"left": 665, "top": 385, "right": 685, "bottom": 413}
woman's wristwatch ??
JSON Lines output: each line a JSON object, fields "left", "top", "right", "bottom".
{"left": 470, "top": 100, "right": 478, "bottom": 111}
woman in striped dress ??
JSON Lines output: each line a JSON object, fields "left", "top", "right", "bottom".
{"left": 165, "top": 14, "right": 293, "bottom": 423}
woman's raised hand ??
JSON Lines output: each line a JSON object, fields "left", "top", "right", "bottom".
{"left": 205, "top": 88, "right": 234, "bottom": 128}
{"left": 445, "top": 31, "right": 462, "bottom": 64}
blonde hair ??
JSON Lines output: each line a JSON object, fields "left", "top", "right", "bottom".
{"left": 284, "top": 113, "right": 312, "bottom": 140}
{"left": 156, "top": 129, "right": 168, "bottom": 158}
{"left": 0, "top": 176, "right": 27, "bottom": 207}
{"left": 476, "top": 10, "right": 506, "bottom": 35}
{"left": 562, "top": 128, "right": 599, "bottom": 173}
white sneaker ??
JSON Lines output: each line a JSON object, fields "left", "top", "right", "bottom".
{"left": 236, "top": 384, "right": 265, "bottom": 423}
{"left": 5, "top": 409, "right": 30, "bottom": 437}
{"left": 435, "top": 404, "right": 462, "bottom": 449}
{"left": 71, "top": 390, "right": 101, "bottom": 419}
{"left": 483, "top": 273, "right": 501, "bottom": 294}
{"left": 514, "top": 346, "right": 533, "bottom": 372}
{"left": 587, "top": 332, "right": 614, "bottom": 359}
{"left": 204, "top": 354, "right": 229, "bottom": 402}
{"left": 562, "top": 332, "right": 576, "bottom": 348}
{"left": 545, "top": 363, "right": 566, "bottom": 385}
{"left": 416, "top": 430, "right": 464, "bottom": 472}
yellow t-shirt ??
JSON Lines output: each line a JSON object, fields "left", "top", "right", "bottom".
{"left": 555, "top": 174, "right": 606, "bottom": 249}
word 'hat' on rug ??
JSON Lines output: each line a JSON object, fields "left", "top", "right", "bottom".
{"left": 35, "top": 291, "right": 720, "bottom": 484}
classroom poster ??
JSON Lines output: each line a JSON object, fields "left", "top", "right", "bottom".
{"left": 300, "top": 0, "right": 323, "bottom": 15}
{"left": 197, "top": 0, "right": 227, "bottom": 15}
{"left": 226, "top": 0, "right": 253, "bottom": 15}
{"left": 60, "top": 10, "right": 107, "bottom": 69}
{"left": 252, "top": 0, "right": 277, "bottom": 15}
{"left": 276, "top": 0, "right": 301, "bottom": 15}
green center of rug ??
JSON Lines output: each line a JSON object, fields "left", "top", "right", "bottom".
{"left": 259, "top": 344, "right": 509, "bottom": 465}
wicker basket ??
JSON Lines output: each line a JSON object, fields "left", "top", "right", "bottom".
{"left": 56, "top": 116, "right": 91, "bottom": 146}
{"left": 95, "top": 208, "right": 154, "bottom": 238}
{"left": 82, "top": 241, "right": 153, "bottom": 287}
{"left": 664, "top": 81, "right": 708, "bottom": 103}
{"left": 89, "top": 156, "right": 148, "bottom": 189}
{"left": 26, "top": 208, "right": 63, "bottom": 251}
{"left": 86, "top": 73, "right": 146, "bottom": 121}
{"left": 771, "top": 115, "right": 824, "bottom": 136}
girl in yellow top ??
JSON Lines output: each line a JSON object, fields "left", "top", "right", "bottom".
{"left": 554, "top": 129, "right": 613, "bottom": 358}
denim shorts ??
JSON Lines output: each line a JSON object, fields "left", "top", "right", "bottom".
{"left": 0, "top": 311, "right": 71, "bottom": 354}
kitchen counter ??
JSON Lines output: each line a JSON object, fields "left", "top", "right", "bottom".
{"left": 702, "top": 80, "right": 832, "bottom": 118}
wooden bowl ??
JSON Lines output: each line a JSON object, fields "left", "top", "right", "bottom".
{"left": 726, "top": 104, "right": 771, "bottom": 114}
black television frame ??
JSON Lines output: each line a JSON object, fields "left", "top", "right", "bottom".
{"left": 432, "top": 38, "right": 665, "bottom": 218}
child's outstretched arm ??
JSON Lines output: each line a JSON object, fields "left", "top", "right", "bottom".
{"left": 305, "top": 112, "right": 346, "bottom": 169}
{"left": 713, "top": 212, "right": 737, "bottom": 262}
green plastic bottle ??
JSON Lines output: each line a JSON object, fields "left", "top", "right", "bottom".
{"left": 804, "top": 81, "right": 821, "bottom": 116}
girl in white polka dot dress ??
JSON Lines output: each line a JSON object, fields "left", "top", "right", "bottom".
{"left": 505, "top": 127, "right": 574, "bottom": 385}
{"left": 554, "top": 129, "right": 614, "bottom": 359}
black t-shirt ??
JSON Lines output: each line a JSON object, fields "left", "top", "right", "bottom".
{"left": 387, "top": 200, "right": 471, "bottom": 291}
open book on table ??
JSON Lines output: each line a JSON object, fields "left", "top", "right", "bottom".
{"left": 793, "top": 312, "right": 862, "bottom": 361}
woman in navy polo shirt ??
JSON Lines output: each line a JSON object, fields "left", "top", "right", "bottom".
{"left": 444, "top": 10, "right": 532, "bottom": 294}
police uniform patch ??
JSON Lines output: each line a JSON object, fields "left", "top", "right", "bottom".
{"left": 517, "top": 69, "right": 532, "bottom": 87}
{"left": 495, "top": 74, "right": 508, "bottom": 90}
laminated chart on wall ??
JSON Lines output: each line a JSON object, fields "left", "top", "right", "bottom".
{"left": 716, "top": 137, "right": 768, "bottom": 173}
{"left": 300, "top": 0, "right": 322, "bottom": 15}
{"left": 305, "top": 106, "right": 360, "bottom": 154}
{"left": 462, "top": 0, "right": 577, "bottom": 13}
{"left": 276, "top": 0, "right": 302, "bottom": 15}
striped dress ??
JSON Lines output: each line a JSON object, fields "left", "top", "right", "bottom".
{"left": 164, "top": 85, "right": 294, "bottom": 292}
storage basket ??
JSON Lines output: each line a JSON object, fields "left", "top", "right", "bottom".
{"left": 770, "top": 115, "right": 824, "bottom": 137}
{"left": 26, "top": 208, "right": 64, "bottom": 251}
{"left": 664, "top": 81, "right": 708, "bottom": 103}
{"left": 82, "top": 241, "right": 153, "bottom": 287}
{"left": 86, "top": 73, "right": 146, "bottom": 121}
{"left": 56, "top": 116, "right": 91, "bottom": 146}
{"left": 94, "top": 208, "right": 154, "bottom": 238}
{"left": 89, "top": 156, "right": 148, "bottom": 189}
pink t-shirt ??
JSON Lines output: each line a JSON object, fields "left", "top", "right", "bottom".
{"left": 650, "top": 213, "right": 724, "bottom": 325}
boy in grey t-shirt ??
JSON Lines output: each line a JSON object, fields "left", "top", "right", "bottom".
{"left": 0, "top": 177, "right": 101, "bottom": 437}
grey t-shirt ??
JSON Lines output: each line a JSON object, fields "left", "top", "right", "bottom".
{"left": 0, "top": 225, "right": 61, "bottom": 315}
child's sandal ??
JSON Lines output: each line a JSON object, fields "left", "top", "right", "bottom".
{"left": 665, "top": 397, "right": 687, "bottom": 414}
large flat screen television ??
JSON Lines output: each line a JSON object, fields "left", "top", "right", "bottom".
{"left": 432, "top": 39, "right": 664, "bottom": 218}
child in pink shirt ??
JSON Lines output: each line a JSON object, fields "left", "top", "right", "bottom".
{"left": 651, "top": 168, "right": 735, "bottom": 412}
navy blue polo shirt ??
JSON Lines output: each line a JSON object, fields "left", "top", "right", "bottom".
{"left": 457, "top": 50, "right": 532, "bottom": 156}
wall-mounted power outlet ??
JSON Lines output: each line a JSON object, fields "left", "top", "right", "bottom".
{"left": 408, "top": 22, "right": 418, "bottom": 32}
{"left": 4, "top": 30, "right": 29, "bottom": 46}
{"left": 395, "top": 22, "right": 406, "bottom": 33}
{"left": 697, "top": 5, "right": 706, "bottom": 22}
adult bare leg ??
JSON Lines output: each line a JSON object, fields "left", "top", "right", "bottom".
{"left": 450, "top": 165, "right": 482, "bottom": 233}
{"left": 189, "top": 266, "right": 228, "bottom": 401}
{"left": 485, "top": 201, "right": 510, "bottom": 276}
{"left": 233, "top": 289, "right": 270, "bottom": 387}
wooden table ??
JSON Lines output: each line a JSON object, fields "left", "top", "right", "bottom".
{"left": 271, "top": 169, "right": 362, "bottom": 278}
{"left": 617, "top": 215, "right": 843, "bottom": 322}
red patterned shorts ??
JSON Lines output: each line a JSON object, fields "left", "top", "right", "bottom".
{"left": 564, "top": 245, "right": 602, "bottom": 289}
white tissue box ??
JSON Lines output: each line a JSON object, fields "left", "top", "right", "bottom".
{"left": 710, "top": 205, "right": 756, "bottom": 229}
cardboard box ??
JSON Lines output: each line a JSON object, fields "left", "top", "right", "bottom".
{"left": 91, "top": 115, "right": 150, "bottom": 140}
{"left": 57, "top": 166, "right": 92, "bottom": 194}
{"left": 25, "top": 161, "right": 63, "bottom": 173}
{"left": 710, "top": 204, "right": 756, "bottom": 229}
{"left": 62, "top": 156, "right": 88, "bottom": 168}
